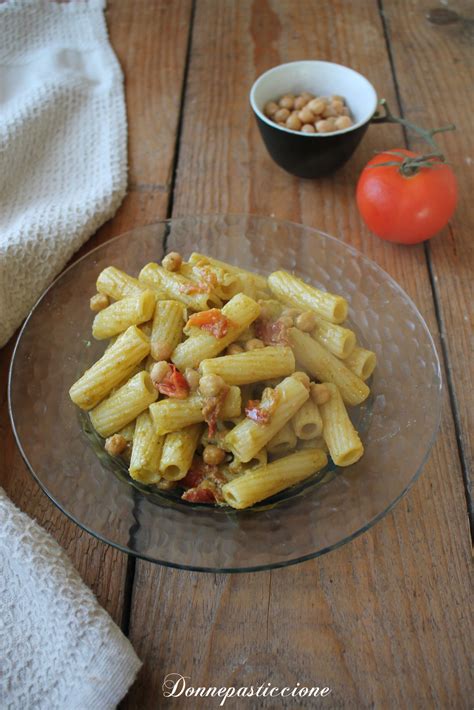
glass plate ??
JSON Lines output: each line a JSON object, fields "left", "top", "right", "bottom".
{"left": 8, "top": 215, "right": 442, "bottom": 572}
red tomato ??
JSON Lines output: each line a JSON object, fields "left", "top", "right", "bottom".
{"left": 186, "top": 308, "right": 231, "bottom": 338}
{"left": 356, "top": 149, "right": 457, "bottom": 244}
{"left": 157, "top": 364, "right": 189, "bottom": 399}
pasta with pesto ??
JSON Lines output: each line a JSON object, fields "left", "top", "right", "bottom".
{"left": 70, "top": 251, "right": 376, "bottom": 508}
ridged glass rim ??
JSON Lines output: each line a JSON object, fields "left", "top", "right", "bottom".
{"left": 8, "top": 214, "right": 443, "bottom": 572}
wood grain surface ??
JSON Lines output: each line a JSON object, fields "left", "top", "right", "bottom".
{"left": 380, "top": 0, "right": 473, "bottom": 526}
{"left": 0, "top": 1, "right": 472, "bottom": 708}
{"left": 122, "top": 1, "right": 473, "bottom": 707}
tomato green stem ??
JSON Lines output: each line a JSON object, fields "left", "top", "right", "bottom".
{"left": 371, "top": 99, "right": 456, "bottom": 176}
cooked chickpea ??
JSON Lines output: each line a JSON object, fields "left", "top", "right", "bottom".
{"left": 294, "top": 95, "right": 309, "bottom": 110}
{"left": 279, "top": 94, "right": 295, "bottom": 110}
{"left": 281, "top": 307, "right": 300, "bottom": 320}
{"left": 315, "top": 119, "right": 334, "bottom": 133}
{"left": 245, "top": 338, "right": 265, "bottom": 351}
{"left": 150, "top": 340, "right": 172, "bottom": 361}
{"left": 322, "top": 104, "right": 338, "bottom": 118}
{"left": 295, "top": 311, "right": 317, "bottom": 332}
{"left": 331, "top": 99, "right": 345, "bottom": 114}
{"left": 150, "top": 360, "right": 170, "bottom": 387}
{"left": 184, "top": 368, "right": 200, "bottom": 391}
{"left": 292, "top": 371, "right": 311, "bottom": 389}
{"left": 90, "top": 293, "right": 109, "bottom": 312}
{"left": 286, "top": 113, "right": 302, "bottom": 131}
{"left": 162, "top": 251, "right": 182, "bottom": 272}
{"left": 203, "top": 444, "right": 226, "bottom": 466}
{"left": 105, "top": 434, "right": 128, "bottom": 456}
{"left": 274, "top": 108, "right": 290, "bottom": 122}
{"left": 226, "top": 343, "right": 244, "bottom": 355}
{"left": 310, "top": 383, "right": 331, "bottom": 405}
{"left": 335, "top": 115, "right": 353, "bottom": 130}
{"left": 199, "top": 373, "right": 226, "bottom": 397}
{"left": 265, "top": 92, "right": 352, "bottom": 134}
{"left": 277, "top": 315, "right": 294, "bottom": 328}
{"left": 264, "top": 101, "right": 279, "bottom": 117}
{"left": 298, "top": 107, "right": 315, "bottom": 124}
{"left": 307, "top": 98, "right": 326, "bottom": 115}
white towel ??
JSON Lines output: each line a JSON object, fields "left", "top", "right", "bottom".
{"left": 0, "top": 0, "right": 128, "bottom": 347}
{"left": 0, "top": 488, "right": 142, "bottom": 709}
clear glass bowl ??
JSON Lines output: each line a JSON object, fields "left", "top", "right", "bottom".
{"left": 8, "top": 215, "right": 442, "bottom": 571}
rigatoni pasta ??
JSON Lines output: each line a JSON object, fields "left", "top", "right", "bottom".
{"left": 92, "top": 290, "right": 156, "bottom": 339}
{"left": 319, "top": 383, "right": 364, "bottom": 466}
{"left": 268, "top": 270, "right": 348, "bottom": 323}
{"left": 129, "top": 411, "right": 164, "bottom": 484}
{"left": 89, "top": 371, "right": 158, "bottom": 438}
{"left": 69, "top": 325, "right": 150, "bottom": 410}
{"left": 71, "top": 251, "right": 375, "bottom": 508}
{"left": 199, "top": 346, "right": 295, "bottom": 385}
{"left": 221, "top": 449, "right": 328, "bottom": 509}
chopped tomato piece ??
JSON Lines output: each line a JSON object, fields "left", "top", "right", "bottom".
{"left": 202, "top": 386, "right": 229, "bottom": 437}
{"left": 179, "top": 281, "right": 206, "bottom": 295}
{"left": 186, "top": 309, "right": 233, "bottom": 339}
{"left": 182, "top": 486, "right": 216, "bottom": 503}
{"left": 179, "top": 267, "right": 218, "bottom": 296}
{"left": 245, "top": 389, "right": 281, "bottom": 425}
{"left": 181, "top": 457, "right": 213, "bottom": 489}
{"left": 254, "top": 317, "right": 289, "bottom": 346}
{"left": 157, "top": 364, "right": 189, "bottom": 399}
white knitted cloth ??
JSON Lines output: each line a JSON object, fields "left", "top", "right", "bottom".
{"left": 0, "top": 0, "right": 128, "bottom": 347}
{"left": 0, "top": 488, "right": 142, "bottom": 709}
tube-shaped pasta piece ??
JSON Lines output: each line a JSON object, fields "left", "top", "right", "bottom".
{"left": 139, "top": 262, "right": 221, "bottom": 311}
{"left": 92, "top": 290, "right": 156, "bottom": 340}
{"left": 150, "top": 386, "right": 241, "bottom": 435}
{"left": 222, "top": 448, "right": 328, "bottom": 509}
{"left": 150, "top": 299, "right": 185, "bottom": 361}
{"left": 159, "top": 424, "right": 203, "bottom": 480}
{"left": 319, "top": 383, "right": 364, "bottom": 466}
{"left": 129, "top": 411, "right": 164, "bottom": 484}
{"left": 268, "top": 270, "right": 348, "bottom": 324}
{"left": 89, "top": 371, "right": 158, "bottom": 438}
{"left": 229, "top": 447, "right": 268, "bottom": 474}
{"left": 171, "top": 293, "right": 261, "bottom": 370}
{"left": 189, "top": 252, "right": 268, "bottom": 292}
{"left": 299, "top": 436, "right": 328, "bottom": 453}
{"left": 223, "top": 375, "right": 309, "bottom": 463}
{"left": 344, "top": 346, "right": 377, "bottom": 381}
{"left": 180, "top": 262, "right": 240, "bottom": 300}
{"left": 267, "top": 422, "right": 297, "bottom": 456}
{"left": 69, "top": 326, "right": 150, "bottom": 410}
{"left": 289, "top": 328, "right": 369, "bottom": 406}
{"left": 116, "top": 421, "right": 136, "bottom": 444}
{"left": 291, "top": 398, "right": 323, "bottom": 440}
{"left": 96, "top": 266, "right": 147, "bottom": 300}
{"left": 311, "top": 317, "right": 356, "bottom": 359}
{"left": 199, "top": 346, "right": 295, "bottom": 385}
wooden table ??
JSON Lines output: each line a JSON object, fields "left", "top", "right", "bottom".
{"left": 1, "top": 1, "right": 472, "bottom": 707}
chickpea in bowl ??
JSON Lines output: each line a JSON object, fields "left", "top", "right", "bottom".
{"left": 265, "top": 92, "right": 354, "bottom": 134}
{"left": 250, "top": 60, "right": 378, "bottom": 178}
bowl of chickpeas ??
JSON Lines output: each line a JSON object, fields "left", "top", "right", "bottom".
{"left": 250, "top": 60, "right": 378, "bottom": 178}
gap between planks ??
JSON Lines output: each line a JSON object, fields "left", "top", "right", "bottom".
{"left": 377, "top": 0, "right": 473, "bottom": 539}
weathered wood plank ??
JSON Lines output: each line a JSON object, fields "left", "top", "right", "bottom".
{"left": 124, "top": 1, "right": 472, "bottom": 707}
{"left": 380, "top": 0, "right": 473, "bottom": 521}
{"left": 0, "top": 0, "right": 192, "bottom": 625}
